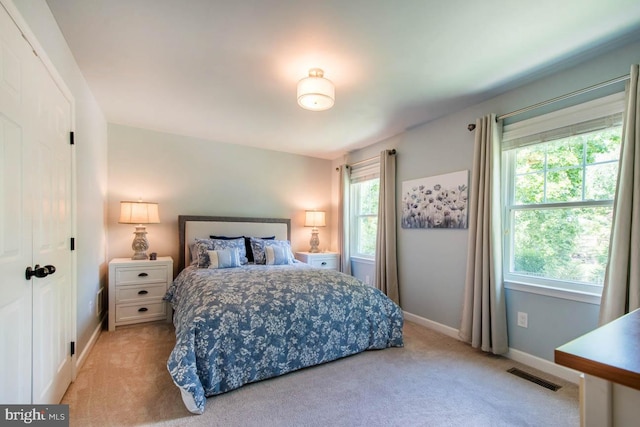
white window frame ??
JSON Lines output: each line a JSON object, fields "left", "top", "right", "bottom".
{"left": 501, "top": 92, "right": 625, "bottom": 303}
{"left": 349, "top": 159, "right": 380, "bottom": 260}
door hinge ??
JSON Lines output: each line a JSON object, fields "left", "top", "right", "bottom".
{"left": 70, "top": 131, "right": 75, "bottom": 145}
{"left": 70, "top": 341, "right": 75, "bottom": 356}
{"left": 70, "top": 237, "right": 75, "bottom": 251}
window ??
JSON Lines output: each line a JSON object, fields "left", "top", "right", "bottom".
{"left": 350, "top": 160, "right": 380, "bottom": 258}
{"left": 502, "top": 93, "right": 624, "bottom": 296}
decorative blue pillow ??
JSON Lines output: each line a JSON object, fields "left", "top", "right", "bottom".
{"left": 265, "top": 245, "right": 292, "bottom": 265}
{"left": 207, "top": 248, "right": 241, "bottom": 269}
{"left": 251, "top": 238, "right": 293, "bottom": 265}
{"left": 249, "top": 237, "right": 267, "bottom": 264}
{"left": 212, "top": 238, "right": 248, "bottom": 264}
{"left": 194, "top": 238, "right": 216, "bottom": 268}
{"left": 194, "top": 237, "right": 248, "bottom": 267}
{"left": 211, "top": 235, "right": 274, "bottom": 263}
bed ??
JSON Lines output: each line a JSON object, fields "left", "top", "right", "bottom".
{"left": 165, "top": 215, "right": 404, "bottom": 414}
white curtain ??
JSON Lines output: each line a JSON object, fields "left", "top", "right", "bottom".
{"left": 338, "top": 164, "right": 351, "bottom": 275}
{"left": 459, "top": 114, "right": 508, "bottom": 355}
{"left": 599, "top": 64, "right": 640, "bottom": 325}
{"left": 375, "top": 150, "right": 399, "bottom": 305}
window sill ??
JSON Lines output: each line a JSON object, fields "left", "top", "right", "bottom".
{"left": 350, "top": 256, "right": 374, "bottom": 264}
{"left": 504, "top": 280, "right": 602, "bottom": 305}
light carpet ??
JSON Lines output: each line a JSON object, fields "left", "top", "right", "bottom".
{"left": 62, "top": 321, "right": 578, "bottom": 426}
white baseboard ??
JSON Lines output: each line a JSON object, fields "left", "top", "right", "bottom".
{"left": 506, "top": 347, "right": 581, "bottom": 384}
{"left": 403, "top": 310, "right": 580, "bottom": 385}
{"left": 403, "top": 311, "right": 459, "bottom": 339}
{"left": 74, "top": 315, "right": 105, "bottom": 375}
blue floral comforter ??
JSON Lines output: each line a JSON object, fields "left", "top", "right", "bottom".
{"left": 164, "top": 263, "right": 404, "bottom": 414}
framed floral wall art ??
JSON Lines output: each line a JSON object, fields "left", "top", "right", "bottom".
{"left": 401, "top": 170, "right": 469, "bottom": 229}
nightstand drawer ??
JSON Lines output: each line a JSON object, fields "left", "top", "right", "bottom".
{"left": 116, "top": 283, "right": 167, "bottom": 303}
{"left": 116, "top": 302, "right": 167, "bottom": 323}
{"left": 295, "top": 252, "right": 340, "bottom": 271}
{"left": 109, "top": 257, "right": 173, "bottom": 331}
{"left": 308, "top": 257, "right": 338, "bottom": 269}
{"left": 115, "top": 266, "right": 168, "bottom": 285}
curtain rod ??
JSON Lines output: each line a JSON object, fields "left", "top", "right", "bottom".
{"left": 337, "top": 149, "right": 397, "bottom": 171}
{"left": 467, "top": 73, "right": 630, "bottom": 131}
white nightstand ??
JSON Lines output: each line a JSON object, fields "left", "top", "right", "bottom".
{"left": 295, "top": 252, "right": 340, "bottom": 271}
{"left": 108, "top": 257, "right": 173, "bottom": 331}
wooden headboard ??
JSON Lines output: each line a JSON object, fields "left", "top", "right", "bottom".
{"left": 178, "top": 215, "right": 291, "bottom": 271}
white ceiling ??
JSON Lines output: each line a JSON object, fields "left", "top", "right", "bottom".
{"left": 46, "top": 0, "right": 640, "bottom": 160}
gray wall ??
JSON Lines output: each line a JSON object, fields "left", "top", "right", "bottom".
{"left": 107, "top": 124, "right": 333, "bottom": 276}
{"left": 351, "top": 258, "right": 375, "bottom": 286}
{"left": 15, "top": 0, "right": 109, "bottom": 357}
{"left": 506, "top": 290, "right": 600, "bottom": 360}
{"left": 345, "top": 38, "right": 640, "bottom": 361}
{"left": 17, "top": 0, "right": 640, "bottom": 366}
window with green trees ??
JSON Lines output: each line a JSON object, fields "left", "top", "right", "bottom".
{"left": 502, "top": 94, "right": 624, "bottom": 295}
{"left": 351, "top": 177, "right": 379, "bottom": 258}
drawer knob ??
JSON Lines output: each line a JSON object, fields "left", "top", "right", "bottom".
{"left": 138, "top": 307, "right": 148, "bottom": 312}
{"left": 138, "top": 290, "right": 148, "bottom": 295}
{"left": 138, "top": 272, "right": 148, "bottom": 277}
{"left": 321, "top": 261, "right": 327, "bottom": 265}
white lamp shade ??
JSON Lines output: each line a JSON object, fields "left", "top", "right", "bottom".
{"left": 304, "top": 210, "right": 326, "bottom": 228}
{"left": 119, "top": 201, "right": 160, "bottom": 224}
{"left": 297, "top": 69, "right": 335, "bottom": 111}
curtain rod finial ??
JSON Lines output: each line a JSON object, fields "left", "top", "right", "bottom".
{"left": 468, "top": 123, "right": 476, "bottom": 131}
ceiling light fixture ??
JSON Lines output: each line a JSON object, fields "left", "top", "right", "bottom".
{"left": 297, "top": 68, "right": 335, "bottom": 111}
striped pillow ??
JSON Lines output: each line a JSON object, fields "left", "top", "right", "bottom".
{"left": 207, "top": 248, "right": 241, "bottom": 269}
{"left": 265, "top": 245, "right": 292, "bottom": 265}
{"left": 251, "top": 238, "right": 294, "bottom": 264}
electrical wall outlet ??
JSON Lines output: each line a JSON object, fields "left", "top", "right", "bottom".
{"left": 365, "top": 275, "right": 370, "bottom": 285}
{"left": 517, "top": 311, "right": 528, "bottom": 328}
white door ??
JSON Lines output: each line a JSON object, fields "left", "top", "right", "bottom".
{"left": 0, "top": 4, "right": 73, "bottom": 404}
{"left": 30, "top": 45, "right": 73, "bottom": 404}
{"left": 0, "top": 4, "right": 33, "bottom": 403}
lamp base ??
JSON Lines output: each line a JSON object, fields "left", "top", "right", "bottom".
{"left": 131, "top": 225, "right": 150, "bottom": 260}
{"left": 309, "top": 229, "right": 320, "bottom": 253}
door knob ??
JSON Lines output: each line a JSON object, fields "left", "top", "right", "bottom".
{"left": 25, "top": 264, "right": 56, "bottom": 280}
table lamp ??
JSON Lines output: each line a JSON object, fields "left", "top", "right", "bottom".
{"left": 119, "top": 201, "right": 160, "bottom": 260}
{"left": 304, "top": 210, "right": 326, "bottom": 253}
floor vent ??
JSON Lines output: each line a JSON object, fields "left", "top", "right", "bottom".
{"left": 507, "top": 368, "right": 561, "bottom": 391}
